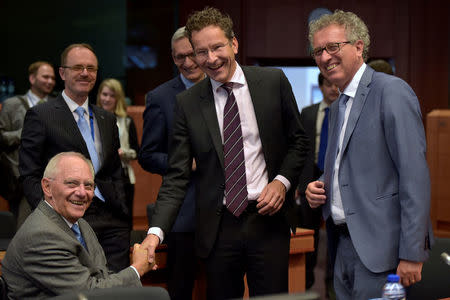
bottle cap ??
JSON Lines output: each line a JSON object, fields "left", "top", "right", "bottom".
{"left": 387, "top": 274, "right": 400, "bottom": 282}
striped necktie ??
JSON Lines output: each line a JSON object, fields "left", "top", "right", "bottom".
{"left": 222, "top": 82, "right": 248, "bottom": 217}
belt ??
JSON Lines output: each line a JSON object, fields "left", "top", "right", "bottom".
{"left": 334, "top": 223, "right": 350, "bottom": 236}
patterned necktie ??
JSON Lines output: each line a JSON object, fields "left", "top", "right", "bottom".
{"left": 71, "top": 223, "right": 87, "bottom": 250}
{"left": 222, "top": 82, "right": 248, "bottom": 217}
{"left": 75, "top": 107, "right": 105, "bottom": 201}
{"left": 326, "top": 94, "right": 349, "bottom": 199}
{"left": 317, "top": 107, "right": 329, "bottom": 172}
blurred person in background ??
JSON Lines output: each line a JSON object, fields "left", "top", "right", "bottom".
{"left": 97, "top": 78, "right": 139, "bottom": 226}
{"left": 0, "top": 61, "right": 55, "bottom": 227}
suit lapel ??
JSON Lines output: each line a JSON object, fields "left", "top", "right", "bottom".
{"left": 54, "top": 96, "right": 90, "bottom": 156}
{"left": 91, "top": 105, "right": 107, "bottom": 164}
{"left": 242, "top": 67, "right": 267, "bottom": 148}
{"left": 341, "top": 67, "right": 373, "bottom": 153}
{"left": 199, "top": 79, "right": 225, "bottom": 169}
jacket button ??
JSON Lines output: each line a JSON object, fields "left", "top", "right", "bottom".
{"left": 216, "top": 207, "right": 223, "bottom": 215}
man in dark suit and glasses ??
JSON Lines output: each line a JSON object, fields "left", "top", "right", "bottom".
{"left": 139, "top": 26, "right": 204, "bottom": 300}
{"left": 19, "top": 43, "right": 130, "bottom": 272}
{"left": 142, "top": 7, "right": 309, "bottom": 300}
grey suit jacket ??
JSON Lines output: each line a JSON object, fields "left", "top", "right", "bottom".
{"left": 321, "top": 66, "right": 433, "bottom": 272}
{"left": 151, "top": 66, "right": 309, "bottom": 257}
{"left": 1, "top": 201, "right": 140, "bottom": 300}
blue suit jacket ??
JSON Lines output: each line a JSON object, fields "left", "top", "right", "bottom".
{"left": 139, "top": 76, "right": 196, "bottom": 232}
{"left": 321, "top": 66, "right": 433, "bottom": 273}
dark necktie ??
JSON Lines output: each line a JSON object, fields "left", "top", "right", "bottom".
{"left": 75, "top": 107, "right": 105, "bottom": 201}
{"left": 71, "top": 223, "right": 87, "bottom": 250}
{"left": 317, "top": 107, "right": 329, "bottom": 172}
{"left": 222, "top": 82, "right": 248, "bottom": 217}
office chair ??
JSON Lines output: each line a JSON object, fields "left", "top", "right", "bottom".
{"left": 408, "top": 237, "right": 450, "bottom": 299}
{"left": 0, "top": 211, "right": 16, "bottom": 250}
{"left": 0, "top": 276, "right": 7, "bottom": 300}
{"left": 50, "top": 286, "right": 170, "bottom": 300}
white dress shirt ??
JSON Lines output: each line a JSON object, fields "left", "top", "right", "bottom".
{"left": 314, "top": 101, "right": 331, "bottom": 163}
{"left": 331, "top": 63, "right": 367, "bottom": 224}
{"left": 62, "top": 90, "right": 103, "bottom": 164}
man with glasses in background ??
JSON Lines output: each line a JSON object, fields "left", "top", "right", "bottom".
{"left": 139, "top": 26, "right": 204, "bottom": 300}
{"left": 19, "top": 43, "right": 131, "bottom": 273}
{"left": 305, "top": 10, "right": 432, "bottom": 299}
{"left": 142, "top": 7, "right": 309, "bottom": 299}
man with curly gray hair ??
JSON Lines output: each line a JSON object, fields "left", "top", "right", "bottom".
{"left": 306, "top": 10, "right": 432, "bottom": 299}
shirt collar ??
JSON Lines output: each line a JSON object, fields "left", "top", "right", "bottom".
{"left": 62, "top": 90, "right": 89, "bottom": 114}
{"left": 180, "top": 73, "right": 198, "bottom": 90}
{"left": 341, "top": 63, "right": 367, "bottom": 99}
{"left": 210, "top": 62, "right": 246, "bottom": 93}
{"left": 27, "top": 90, "right": 48, "bottom": 105}
{"left": 44, "top": 200, "right": 78, "bottom": 228}
{"left": 319, "top": 100, "right": 330, "bottom": 111}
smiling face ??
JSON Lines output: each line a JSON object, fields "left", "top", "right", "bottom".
{"left": 313, "top": 24, "right": 364, "bottom": 90}
{"left": 99, "top": 86, "right": 117, "bottom": 113}
{"left": 59, "top": 47, "right": 98, "bottom": 105}
{"left": 29, "top": 64, "right": 55, "bottom": 98}
{"left": 172, "top": 37, "right": 204, "bottom": 83}
{"left": 42, "top": 155, "right": 94, "bottom": 224}
{"left": 191, "top": 25, "right": 238, "bottom": 83}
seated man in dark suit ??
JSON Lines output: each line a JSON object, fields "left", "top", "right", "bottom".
{"left": 2, "top": 152, "right": 153, "bottom": 300}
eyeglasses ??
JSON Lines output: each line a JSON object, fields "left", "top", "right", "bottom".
{"left": 311, "top": 41, "right": 351, "bottom": 58}
{"left": 173, "top": 52, "right": 195, "bottom": 63}
{"left": 62, "top": 65, "right": 98, "bottom": 73}
{"left": 194, "top": 43, "right": 230, "bottom": 61}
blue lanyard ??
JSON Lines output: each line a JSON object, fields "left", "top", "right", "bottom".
{"left": 88, "top": 106, "right": 95, "bottom": 142}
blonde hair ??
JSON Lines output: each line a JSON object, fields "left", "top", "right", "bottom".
{"left": 309, "top": 10, "right": 370, "bottom": 62}
{"left": 96, "top": 78, "right": 127, "bottom": 117}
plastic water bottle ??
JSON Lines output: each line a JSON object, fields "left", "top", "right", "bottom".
{"left": 382, "top": 274, "right": 406, "bottom": 299}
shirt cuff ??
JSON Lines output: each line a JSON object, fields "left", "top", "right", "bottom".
{"left": 274, "top": 175, "right": 291, "bottom": 192}
{"left": 147, "top": 227, "right": 164, "bottom": 244}
{"left": 129, "top": 266, "right": 140, "bottom": 279}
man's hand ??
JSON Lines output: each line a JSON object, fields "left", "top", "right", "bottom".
{"left": 305, "top": 181, "right": 326, "bottom": 208}
{"left": 130, "top": 243, "right": 154, "bottom": 276}
{"left": 140, "top": 234, "right": 160, "bottom": 267}
{"left": 257, "top": 180, "right": 286, "bottom": 215}
{"left": 397, "top": 260, "right": 423, "bottom": 287}
{"left": 192, "top": 158, "right": 197, "bottom": 171}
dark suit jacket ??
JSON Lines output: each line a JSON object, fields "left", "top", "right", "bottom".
{"left": 151, "top": 66, "right": 309, "bottom": 258}
{"left": 19, "top": 94, "right": 127, "bottom": 217}
{"left": 139, "top": 76, "right": 196, "bottom": 232}
{"left": 298, "top": 103, "right": 321, "bottom": 195}
{"left": 1, "top": 201, "right": 140, "bottom": 300}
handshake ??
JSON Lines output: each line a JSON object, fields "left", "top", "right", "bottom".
{"left": 130, "top": 243, "right": 158, "bottom": 277}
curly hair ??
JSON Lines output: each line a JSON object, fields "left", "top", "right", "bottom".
{"left": 185, "top": 7, "right": 235, "bottom": 43}
{"left": 309, "top": 10, "right": 370, "bottom": 61}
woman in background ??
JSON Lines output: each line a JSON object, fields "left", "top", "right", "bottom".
{"left": 97, "top": 78, "right": 139, "bottom": 226}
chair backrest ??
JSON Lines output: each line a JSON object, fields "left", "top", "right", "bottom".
{"left": 49, "top": 286, "right": 170, "bottom": 300}
{"left": 0, "top": 276, "right": 8, "bottom": 300}
{"left": 0, "top": 211, "right": 16, "bottom": 250}
{"left": 408, "top": 237, "right": 450, "bottom": 300}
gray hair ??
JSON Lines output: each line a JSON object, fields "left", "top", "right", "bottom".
{"left": 171, "top": 26, "right": 188, "bottom": 51}
{"left": 43, "top": 152, "right": 95, "bottom": 179}
{"left": 308, "top": 10, "right": 370, "bottom": 62}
